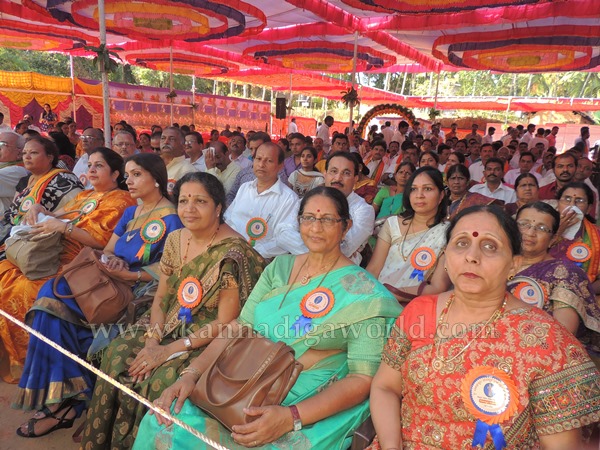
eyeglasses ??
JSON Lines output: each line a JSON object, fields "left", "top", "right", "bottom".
{"left": 184, "top": 141, "right": 194, "bottom": 146}
{"left": 516, "top": 220, "right": 553, "bottom": 234}
{"left": 114, "top": 142, "right": 135, "bottom": 148}
{"left": 152, "top": 147, "right": 161, "bottom": 152}
{"left": 559, "top": 196, "right": 587, "bottom": 206}
{"left": 298, "top": 215, "right": 344, "bottom": 227}
{"left": 80, "top": 135, "right": 100, "bottom": 141}
{"left": 0, "top": 141, "right": 14, "bottom": 148}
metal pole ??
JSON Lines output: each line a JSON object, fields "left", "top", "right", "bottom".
{"left": 191, "top": 75, "right": 195, "bottom": 126}
{"left": 69, "top": 54, "right": 77, "bottom": 122}
{"left": 433, "top": 71, "right": 441, "bottom": 111}
{"left": 288, "top": 72, "right": 293, "bottom": 132}
{"left": 99, "top": 0, "right": 111, "bottom": 147}
{"left": 348, "top": 31, "right": 358, "bottom": 135}
{"left": 169, "top": 44, "right": 174, "bottom": 125}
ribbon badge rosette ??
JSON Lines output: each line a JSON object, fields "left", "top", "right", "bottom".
{"left": 508, "top": 276, "right": 548, "bottom": 308}
{"left": 135, "top": 218, "right": 166, "bottom": 263}
{"left": 566, "top": 242, "right": 592, "bottom": 268}
{"left": 410, "top": 247, "right": 436, "bottom": 281}
{"left": 291, "top": 288, "right": 335, "bottom": 336}
{"left": 461, "top": 366, "right": 519, "bottom": 450}
{"left": 246, "top": 217, "right": 268, "bottom": 247}
{"left": 177, "top": 277, "right": 203, "bottom": 324}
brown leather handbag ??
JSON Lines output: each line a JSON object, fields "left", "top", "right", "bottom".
{"left": 53, "top": 246, "right": 134, "bottom": 324}
{"left": 190, "top": 326, "right": 303, "bottom": 431}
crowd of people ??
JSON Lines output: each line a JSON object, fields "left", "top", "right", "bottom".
{"left": 0, "top": 111, "right": 599, "bottom": 449}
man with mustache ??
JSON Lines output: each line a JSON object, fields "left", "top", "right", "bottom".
{"left": 469, "top": 157, "right": 516, "bottom": 203}
{"left": 538, "top": 152, "right": 577, "bottom": 200}
{"left": 159, "top": 126, "right": 195, "bottom": 195}
{"left": 277, "top": 152, "right": 374, "bottom": 264}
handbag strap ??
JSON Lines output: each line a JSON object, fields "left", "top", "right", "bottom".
{"left": 204, "top": 338, "right": 287, "bottom": 407}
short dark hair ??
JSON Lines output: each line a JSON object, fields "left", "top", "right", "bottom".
{"left": 371, "top": 139, "right": 386, "bottom": 150}
{"left": 125, "top": 153, "right": 169, "bottom": 199}
{"left": 447, "top": 205, "right": 522, "bottom": 255}
{"left": 484, "top": 157, "right": 504, "bottom": 169}
{"left": 401, "top": 166, "right": 446, "bottom": 226}
{"left": 187, "top": 131, "right": 203, "bottom": 145}
{"left": 552, "top": 152, "right": 577, "bottom": 169}
{"left": 48, "top": 131, "right": 75, "bottom": 160}
{"left": 325, "top": 152, "right": 359, "bottom": 176}
{"left": 517, "top": 201, "right": 560, "bottom": 234}
{"left": 332, "top": 133, "right": 349, "bottom": 145}
{"left": 299, "top": 186, "right": 350, "bottom": 232}
{"left": 288, "top": 132, "right": 306, "bottom": 142}
{"left": 518, "top": 151, "right": 534, "bottom": 162}
{"left": 173, "top": 172, "right": 226, "bottom": 223}
{"left": 248, "top": 131, "right": 271, "bottom": 144}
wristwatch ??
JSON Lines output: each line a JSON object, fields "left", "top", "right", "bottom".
{"left": 289, "top": 405, "right": 302, "bottom": 431}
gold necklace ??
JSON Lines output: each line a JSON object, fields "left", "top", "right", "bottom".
{"left": 125, "top": 195, "right": 164, "bottom": 243}
{"left": 278, "top": 253, "right": 342, "bottom": 310}
{"left": 299, "top": 255, "right": 341, "bottom": 285}
{"left": 431, "top": 293, "right": 507, "bottom": 371}
{"left": 399, "top": 219, "right": 429, "bottom": 262}
{"left": 178, "top": 227, "right": 219, "bottom": 277}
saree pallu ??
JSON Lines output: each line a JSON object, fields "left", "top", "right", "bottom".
{"left": 0, "top": 189, "right": 134, "bottom": 383}
{"left": 11, "top": 205, "right": 182, "bottom": 414}
{"left": 377, "top": 218, "right": 448, "bottom": 290}
{"left": 81, "top": 235, "right": 265, "bottom": 450}
{"left": 447, "top": 192, "right": 501, "bottom": 220}
{"left": 511, "top": 258, "right": 600, "bottom": 360}
{"left": 354, "top": 179, "right": 378, "bottom": 205}
{"left": 550, "top": 219, "right": 600, "bottom": 284}
{"left": 134, "top": 257, "right": 401, "bottom": 450}
{"left": 370, "top": 295, "right": 600, "bottom": 449}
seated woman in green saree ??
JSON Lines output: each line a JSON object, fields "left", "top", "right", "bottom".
{"left": 80, "top": 172, "right": 266, "bottom": 450}
{"left": 133, "top": 186, "right": 402, "bottom": 450}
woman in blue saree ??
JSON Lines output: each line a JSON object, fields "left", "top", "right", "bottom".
{"left": 134, "top": 186, "right": 402, "bottom": 450}
{"left": 14, "top": 153, "right": 182, "bottom": 438}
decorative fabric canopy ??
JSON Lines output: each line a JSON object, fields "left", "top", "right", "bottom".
{"left": 4, "top": 0, "right": 600, "bottom": 111}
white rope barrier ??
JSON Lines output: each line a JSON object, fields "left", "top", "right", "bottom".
{"left": 0, "top": 308, "right": 230, "bottom": 450}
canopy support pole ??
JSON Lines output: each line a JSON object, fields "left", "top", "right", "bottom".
{"left": 191, "top": 75, "right": 195, "bottom": 126}
{"left": 288, "top": 72, "right": 293, "bottom": 133}
{"left": 99, "top": 0, "right": 110, "bottom": 147}
{"left": 348, "top": 31, "right": 358, "bottom": 135}
{"left": 169, "top": 44, "right": 174, "bottom": 125}
{"left": 69, "top": 54, "right": 76, "bottom": 122}
{"left": 433, "top": 71, "right": 441, "bottom": 111}
{"left": 505, "top": 97, "right": 512, "bottom": 124}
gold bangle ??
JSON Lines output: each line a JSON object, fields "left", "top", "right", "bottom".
{"left": 179, "top": 367, "right": 201, "bottom": 381}
{"left": 144, "top": 328, "right": 163, "bottom": 342}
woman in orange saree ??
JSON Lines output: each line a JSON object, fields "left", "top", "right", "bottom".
{"left": 0, "top": 147, "right": 135, "bottom": 383}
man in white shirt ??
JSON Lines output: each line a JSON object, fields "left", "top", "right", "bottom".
{"left": 391, "top": 121, "right": 409, "bottom": 147}
{"left": 277, "top": 152, "right": 375, "bottom": 264}
{"left": 504, "top": 151, "right": 542, "bottom": 186}
{"left": 574, "top": 126, "right": 591, "bottom": 158}
{"left": 288, "top": 118, "right": 298, "bottom": 135}
{"left": 469, "top": 157, "right": 516, "bottom": 203}
{"left": 482, "top": 126, "right": 496, "bottom": 144}
{"left": 205, "top": 140, "right": 240, "bottom": 196}
{"left": 112, "top": 130, "right": 137, "bottom": 158}
{"left": 184, "top": 131, "right": 206, "bottom": 172}
{"left": 381, "top": 121, "right": 394, "bottom": 145}
{"left": 316, "top": 116, "right": 334, "bottom": 152}
{"left": 468, "top": 143, "right": 494, "bottom": 184}
{"left": 225, "top": 142, "right": 299, "bottom": 259}
{"left": 520, "top": 123, "right": 536, "bottom": 145}
{"left": 73, "top": 127, "right": 104, "bottom": 188}
{"left": 0, "top": 131, "right": 27, "bottom": 213}
{"left": 159, "top": 127, "right": 196, "bottom": 195}
{"left": 22, "top": 115, "right": 41, "bottom": 133}
{"left": 228, "top": 134, "right": 252, "bottom": 170}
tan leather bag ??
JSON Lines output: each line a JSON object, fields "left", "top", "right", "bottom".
{"left": 190, "top": 326, "right": 303, "bottom": 431}
{"left": 53, "top": 247, "right": 134, "bottom": 324}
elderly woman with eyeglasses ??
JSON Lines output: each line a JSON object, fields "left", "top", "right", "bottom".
{"left": 550, "top": 182, "right": 600, "bottom": 294}
{"left": 511, "top": 202, "right": 600, "bottom": 358}
{"left": 133, "top": 186, "right": 401, "bottom": 450}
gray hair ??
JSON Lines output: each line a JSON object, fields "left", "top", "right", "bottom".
{"left": 1, "top": 130, "right": 25, "bottom": 149}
